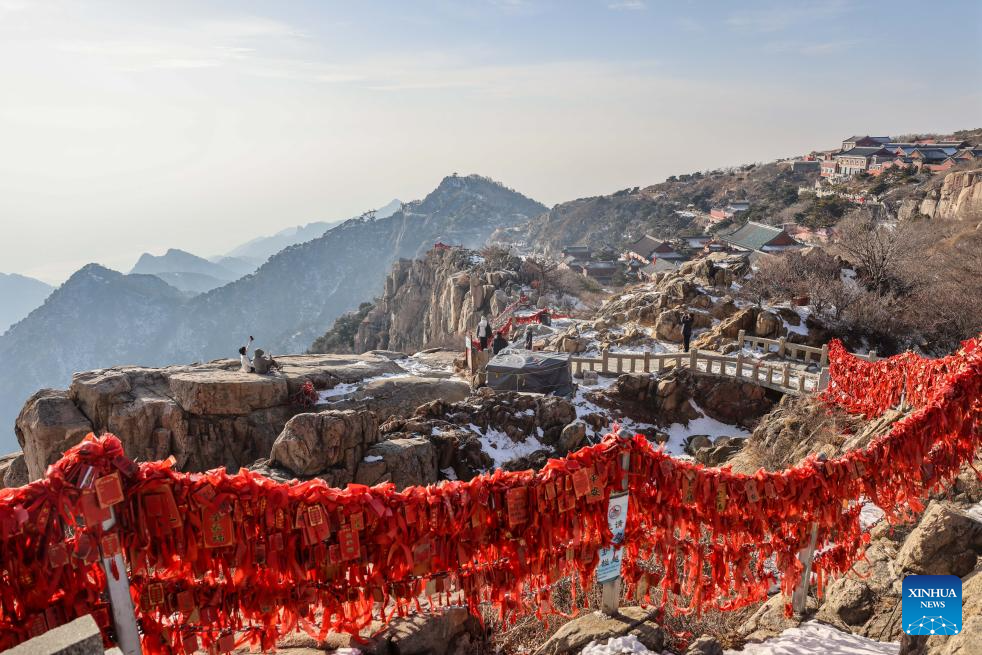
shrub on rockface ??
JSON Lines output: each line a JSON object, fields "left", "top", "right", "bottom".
{"left": 308, "top": 301, "right": 374, "bottom": 354}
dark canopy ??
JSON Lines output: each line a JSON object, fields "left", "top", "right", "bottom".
{"left": 485, "top": 349, "right": 574, "bottom": 396}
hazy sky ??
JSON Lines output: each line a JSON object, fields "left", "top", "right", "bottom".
{"left": 2, "top": 0, "right": 980, "bottom": 283}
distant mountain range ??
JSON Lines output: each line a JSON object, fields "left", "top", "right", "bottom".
{"left": 0, "top": 273, "right": 53, "bottom": 335}
{"left": 0, "top": 176, "right": 544, "bottom": 452}
{"left": 226, "top": 199, "right": 402, "bottom": 263}
{"left": 129, "top": 249, "right": 258, "bottom": 295}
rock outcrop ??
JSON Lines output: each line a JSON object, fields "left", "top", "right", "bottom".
{"left": 380, "top": 389, "right": 579, "bottom": 479}
{"left": 14, "top": 354, "right": 406, "bottom": 480}
{"left": 536, "top": 606, "right": 664, "bottom": 655}
{"left": 327, "top": 376, "right": 471, "bottom": 422}
{"left": 915, "top": 169, "right": 982, "bottom": 221}
{"left": 15, "top": 389, "right": 94, "bottom": 482}
{"left": 351, "top": 246, "right": 545, "bottom": 354}
{"left": 269, "top": 410, "right": 379, "bottom": 478}
{"left": 601, "top": 367, "right": 776, "bottom": 429}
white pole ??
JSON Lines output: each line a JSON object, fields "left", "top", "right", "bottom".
{"left": 101, "top": 509, "right": 143, "bottom": 655}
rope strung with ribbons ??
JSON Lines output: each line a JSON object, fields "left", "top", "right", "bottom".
{"left": 0, "top": 336, "right": 978, "bottom": 653}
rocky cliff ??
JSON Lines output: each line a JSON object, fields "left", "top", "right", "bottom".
{"left": 916, "top": 168, "right": 982, "bottom": 221}
{"left": 897, "top": 168, "right": 982, "bottom": 222}
{"left": 349, "top": 246, "right": 526, "bottom": 353}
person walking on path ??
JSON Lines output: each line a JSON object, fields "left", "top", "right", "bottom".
{"left": 477, "top": 316, "right": 492, "bottom": 351}
{"left": 680, "top": 312, "right": 694, "bottom": 353}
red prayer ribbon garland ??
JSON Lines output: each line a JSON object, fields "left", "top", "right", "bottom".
{"left": 0, "top": 337, "right": 978, "bottom": 653}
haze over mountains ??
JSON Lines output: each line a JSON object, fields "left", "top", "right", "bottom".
{"left": 0, "top": 176, "right": 543, "bottom": 451}
{"left": 227, "top": 199, "right": 403, "bottom": 263}
{"left": 0, "top": 273, "right": 53, "bottom": 335}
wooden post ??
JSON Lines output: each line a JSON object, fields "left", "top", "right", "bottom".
{"left": 778, "top": 337, "right": 787, "bottom": 357}
{"left": 820, "top": 344, "right": 829, "bottom": 368}
{"left": 736, "top": 353, "right": 744, "bottom": 379}
{"left": 868, "top": 349, "right": 878, "bottom": 362}
{"left": 737, "top": 329, "right": 746, "bottom": 349}
{"left": 600, "top": 434, "right": 632, "bottom": 616}
{"left": 792, "top": 522, "right": 820, "bottom": 615}
{"left": 602, "top": 348, "right": 610, "bottom": 375}
{"left": 753, "top": 360, "right": 761, "bottom": 383}
{"left": 630, "top": 355, "right": 636, "bottom": 373}
{"left": 688, "top": 348, "right": 697, "bottom": 370}
{"left": 643, "top": 351, "right": 651, "bottom": 373}
{"left": 782, "top": 363, "right": 790, "bottom": 387}
{"left": 798, "top": 371, "right": 806, "bottom": 392}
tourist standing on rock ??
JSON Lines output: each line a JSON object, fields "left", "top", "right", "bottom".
{"left": 680, "top": 312, "right": 694, "bottom": 353}
{"left": 492, "top": 331, "right": 509, "bottom": 355}
{"left": 239, "top": 336, "right": 254, "bottom": 372}
{"left": 477, "top": 316, "right": 492, "bottom": 350}
{"left": 524, "top": 328, "right": 534, "bottom": 350}
{"left": 253, "top": 348, "right": 280, "bottom": 374}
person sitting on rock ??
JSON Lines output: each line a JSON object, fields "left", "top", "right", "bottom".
{"left": 253, "top": 348, "right": 280, "bottom": 374}
{"left": 239, "top": 336, "right": 254, "bottom": 372}
{"left": 492, "top": 331, "right": 509, "bottom": 355}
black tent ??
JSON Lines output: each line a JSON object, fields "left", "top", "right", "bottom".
{"left": 485, "top": 349, "right": 574, "bottom": 396}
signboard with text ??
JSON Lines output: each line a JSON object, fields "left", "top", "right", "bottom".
{"left": 596, "top": 492, "right": 629, "bottom": 583}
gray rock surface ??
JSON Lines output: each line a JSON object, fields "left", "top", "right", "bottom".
{"left": 535, "top": 607, "right": 664, "bottom": 655}
{"left": 896, "top": 502, "right": 982, "bottom": 577}
{"left": 330, "top": 376, "right": 470, "bottom": 422}
{"left": 356, "top": 437, "right": 438, "bottom": 489}
{"left": 4, "top": 614, "right": 103, "bottom": 655}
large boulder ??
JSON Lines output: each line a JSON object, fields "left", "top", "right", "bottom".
{"left": 754, "top": 310, "right": 785, "bottom": 339}
{"left": 896, "top": 502, "right": 982, "bottom": 577}
{"left": 270, "top": 410, "right": 379, "bottom": 477}
{"left": 536, "top": 606, "right": 664, "bottom": 655}
{"left": 356, "top": 436, "right": 438, "bottom": 489}
{"left": 15, "top": 389, "right": 94, "bottom": 480}
{"left": 655, "top": 310, "right": 683, "bottom": 342}
{"left": 558, "top": 421, "right": 587, "bottom": 454}
{"left": 692, "top": 374, "right": 773, "bottom": 428}
{"left": 373, "top": 606, "right": 485, "bottom": 655}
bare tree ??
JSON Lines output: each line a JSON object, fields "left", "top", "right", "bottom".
{"left": 522, "top": 256, "right": 562, "bottom": 293}
{"left": 833, "top": 211, "right": 920, "bottom": 293}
